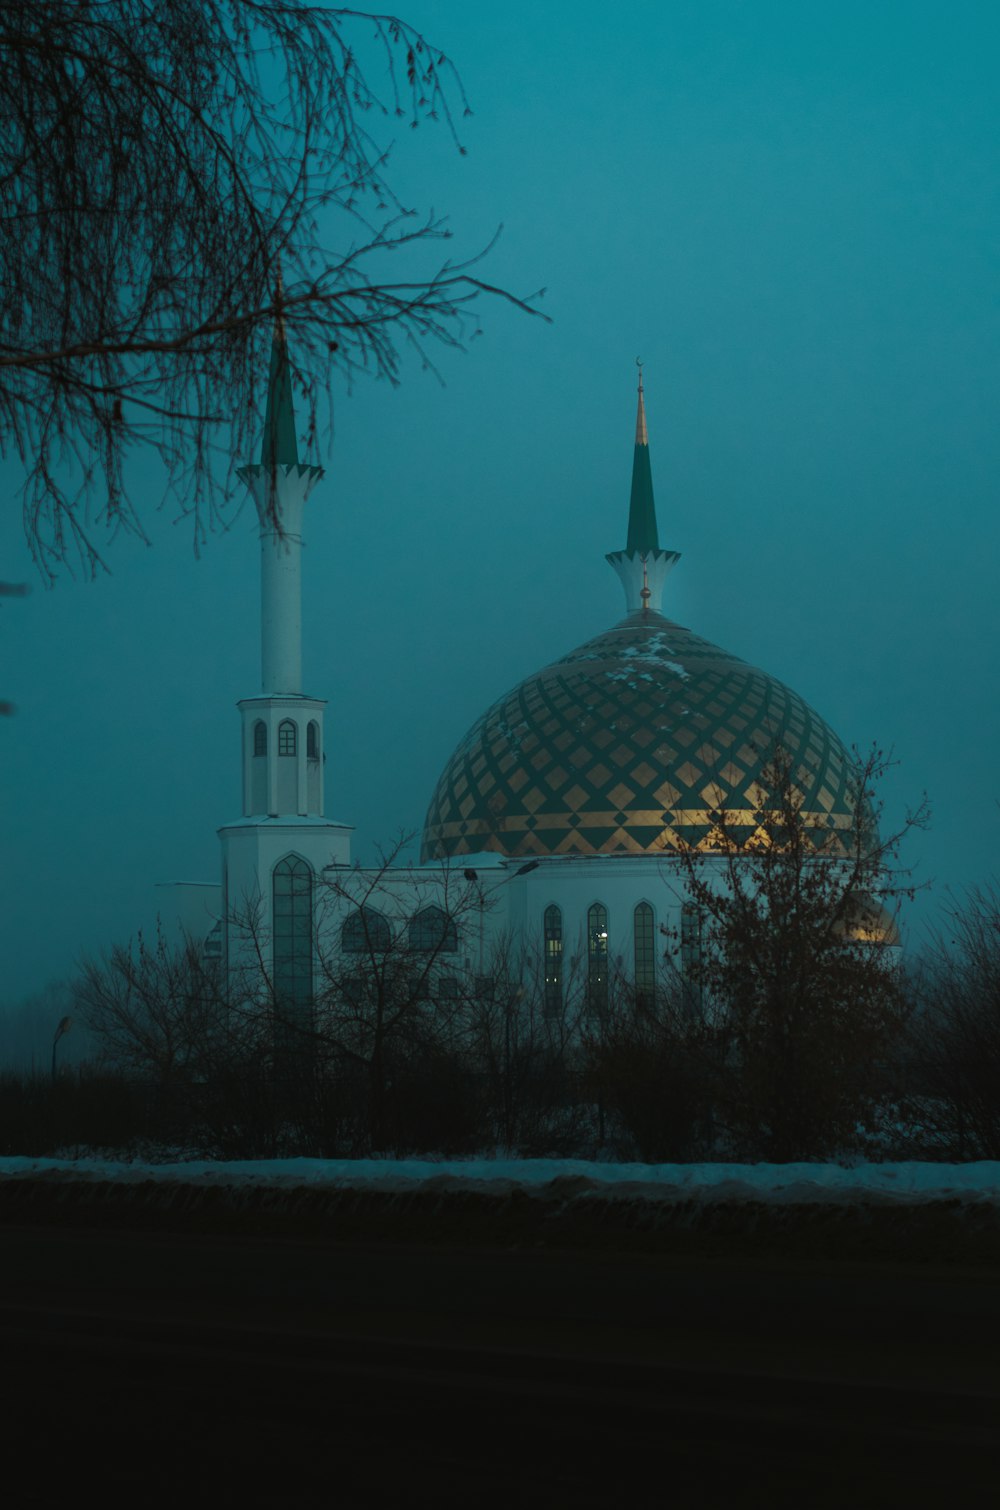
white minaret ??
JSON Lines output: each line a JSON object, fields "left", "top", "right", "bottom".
{"left": 219, "top": 319, "right": 352, "bottom": 980}
{"left": 231, "top": 320, "right": 335, "bottom": 822}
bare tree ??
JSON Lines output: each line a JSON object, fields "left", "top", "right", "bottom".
{"left": 77, "top": 925, "right": 234, "bottom": 1092}
{"left": 307, "top": 839, "right": 484, "bottom": 1152}
{"left": 0, "top": 2, "right": 543, "bottom": 580}
{"left": 464, "top": 935, "right": 586, "bottom": 1154}
{"left": 77, "top": 922, "right": 292, "bottom": 1154}
{"left": 669, "top": 744, "right": 927, "bottom": 1160}
{"left": 908, "top": 885, "right": 1000, "bottom": 1159}
{"left": 582, "top": 973, "right": 721, "bottom": 1162}
{"left": 225, "top": 848, "right": 590, "bottom": 1154}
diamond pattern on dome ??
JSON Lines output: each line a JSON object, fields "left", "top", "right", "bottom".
{"left": 421, "top": 613, "right": 862, "bottom": 862}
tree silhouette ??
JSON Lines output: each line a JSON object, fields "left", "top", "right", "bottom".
{"left": 0, "top": 2, "right": 542, "bottom": 579}
{"left": 669, "top": 744, "right": 927, "bottom": 1160}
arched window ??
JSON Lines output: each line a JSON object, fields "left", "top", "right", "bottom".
{"left": 587, "top": 903, "right": 609, "bottom": 1013}
{"left": 278, "top": 719, "right": 297, "bottom": 757}
{"left": 681, "top": 902, "right": 704, "bottom": 1012}
{"left": 273, "top": 856, "right": 313, "bottom": 1020}
{"left": 341, "top": 907, "right": 392, "bottom": 953}
{"left": 307, "top": 721, "right": 320, "bottom": 760}
{"left": 634, "top": 902, "right": 655, "bottom": 1004}
{"left": 543, "top": 904, "right": 563, "bottom": 1016}
{"left": 409, "top": 906, "right": 458, "bottom": 953}
{"left": 253, "top": 721, "right": 267, "bottom": 757}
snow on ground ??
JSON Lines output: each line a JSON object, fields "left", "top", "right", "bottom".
{"left": 1, "top": 1156, "right": 999, "bottom": 1207}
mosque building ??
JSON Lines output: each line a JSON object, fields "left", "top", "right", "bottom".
{"left": 164, "top": 329, "right": 879, "bottom": 1014}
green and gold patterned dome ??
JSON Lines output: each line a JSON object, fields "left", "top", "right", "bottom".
{"left": 421, "top": 369, "right": 862, "bottom": 864}
{"left": 420, "top": 610, "right": 860, "bottom": 861}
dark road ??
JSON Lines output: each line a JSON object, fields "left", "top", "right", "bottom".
{"left": 3, "top": 1225, "right": 998, "bottom": 1505}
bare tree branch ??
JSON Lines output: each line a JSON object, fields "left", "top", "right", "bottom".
{"left": 0, "top": 2, "right": 546, "bottom": 581}
{"left": 666, "top": 743, "right": 926, "bottom": 1159}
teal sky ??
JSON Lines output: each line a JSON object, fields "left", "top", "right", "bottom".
{"left": 2, "top": 0, "right": 999, "bottom": 1006}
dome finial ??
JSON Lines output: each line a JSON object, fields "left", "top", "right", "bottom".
{"left": 635, "top": 357, "right": 648, "bottom": 446}
{"left": 606, "top": 363, "right": 680, "bottom": 613}
{"left": 626, "top": 364, "right": 657, "bottom": 552}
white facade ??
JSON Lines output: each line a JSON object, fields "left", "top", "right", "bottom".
{"left": 305, "top": 848, "right": 699, "bottom": 1018}
{"left": 157, "top": 352, "right": 891, "bottom": 1012}
{"left": 197, "top": 345, "right": 700, "bottom": 1005}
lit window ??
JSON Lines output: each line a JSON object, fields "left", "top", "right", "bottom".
{"left": 341, "top": 908, "right": 391, "bottom": 953}
{"left": 409, "top": 906, "right": 458, "bottom": 953}
{"left": 253, "top": 721, "right": 267, "bottom": 757}
{"left": 588, "top": 903, "right": 609, "bottom": 1013}
{"left": 544, "top": 904, "right": 563, "bottom": 1016}
{"left": 278, "top": 720, "right": 297, "bottom": 756}
{"left": 307, "top": 721, "right": 319, "bottom": 760}
{"left": 634, "top": 902, "right": 655, "bottom": 1004}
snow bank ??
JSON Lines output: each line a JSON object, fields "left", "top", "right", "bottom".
{"left": 2, "top": 1155, "right": 999, "bottom": 1208}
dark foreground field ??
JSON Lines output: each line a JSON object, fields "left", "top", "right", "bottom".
{"left": 1, "top": 1180, "right": 998, "bottom": 1505}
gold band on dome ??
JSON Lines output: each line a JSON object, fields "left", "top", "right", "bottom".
{"left": 424, "top": 806, "right": 855, "bottom": 859}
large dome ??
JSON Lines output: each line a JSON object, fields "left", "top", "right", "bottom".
{"left": 421, "top": 610, "right": 861, "bottom": 862}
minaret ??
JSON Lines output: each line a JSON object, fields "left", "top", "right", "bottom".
{"left": 217, "top": 316, "right": 352, "bottom": 988}
{"left": 237, "top": 318, "right": 321, "bottom": 696}
{"left": 606, "top": 363, "right": 680, "bottom": 614}
{"left": 223, "top": 317, "right": 347, "bottom": 833}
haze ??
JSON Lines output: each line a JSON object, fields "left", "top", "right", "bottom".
{"left": 2, "top": 0, "right": 998, "bottom": 1011}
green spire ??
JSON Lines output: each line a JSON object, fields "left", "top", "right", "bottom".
{"left": 626, "top": 365, "right": 659, "bottom": 554}
{"left": 260, "top": 318, "right": 299, "bottom": 468}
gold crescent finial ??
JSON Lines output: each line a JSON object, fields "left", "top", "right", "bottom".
{"left": 634, "top": 359, "right": 648, "bottom": 444}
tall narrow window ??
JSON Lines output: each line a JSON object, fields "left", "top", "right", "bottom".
{"left": 278, "top": 719, "right": 297, "bottom": 757}
{"left": 634, "top": 902, "right": 655, "bottom": 1005}
{"left": 587, "top": 903, "right": 609, "bottom": 1013}
{"left": 409, "top": 906, "right": 458, "bottom": 953}
{"left": 307, "top": 721, "right": 319, "bottom": 760}
{"left": 253, "top": 721, "right": 267, "bottom": 757}
{"left": 273, "top": 856, "right": 313, "bottom": 1024}
{"left": 681, "top": 902, "right": 704, "bottom": 1012}
{"left": 543, "top": 905, "right": 563, "bottom": 1016}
